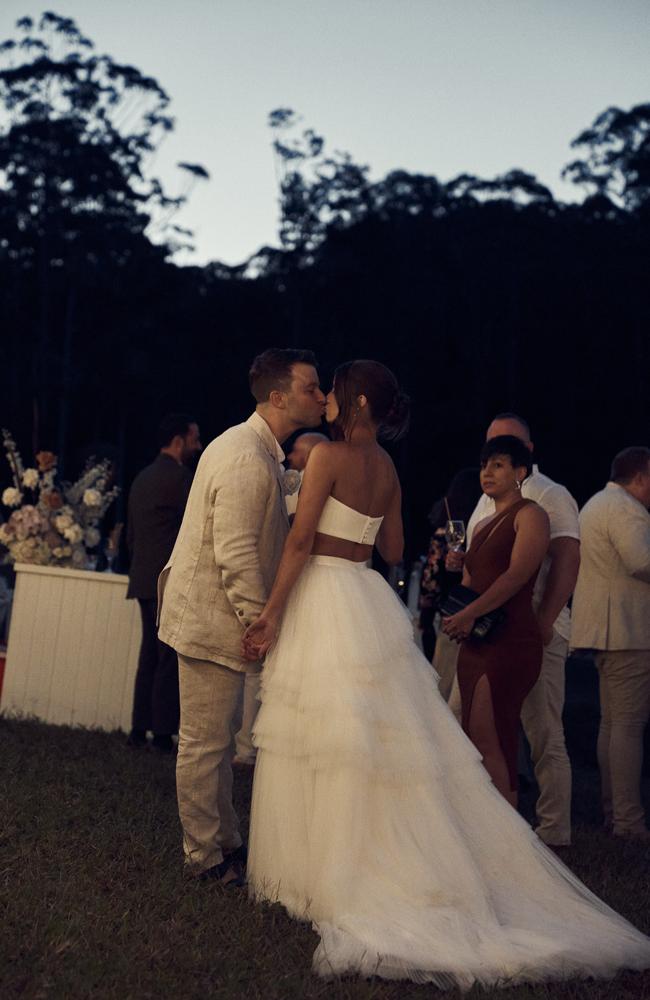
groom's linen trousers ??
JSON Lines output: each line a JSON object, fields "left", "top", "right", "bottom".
{"left": 176, "top": 653, "right": 250, "bottom": 869}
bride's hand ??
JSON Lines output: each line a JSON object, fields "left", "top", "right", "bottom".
{"left": 442, "top": 609, "right": 475, "bottom": 642}
{"left": 242, "top": 615, "right": 280, "bottom": 660}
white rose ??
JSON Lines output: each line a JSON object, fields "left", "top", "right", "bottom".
{"left": 55, "top": 513, "right": 73, "bottom": 533}
{"left": 71, "top": 547, "right": 86, "bottom": 566}
{"left": 84, "top": 527, "right": 101, "bottom": 548}
{"left": 282, "top": 469, "right": 302, "bottom": 496}
{"left": 83, "top": 488, "right": 102, "bottom": 507}
{"left": 22, "top": 468, "right": 40, "bottom": 489}
{"left": 2, "top": 487, "right": 22, "bottom": 508}
{"left": 0, "top": 523, "right": 12, "bottom": 543}
{"left": 63, "top": 524, "right": 84, "bottom": 544}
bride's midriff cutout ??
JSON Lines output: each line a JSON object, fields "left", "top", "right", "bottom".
{"left": 311, "top": 533, "right": 373, "bottom": 562}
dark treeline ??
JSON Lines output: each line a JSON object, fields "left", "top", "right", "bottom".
{"left": 1, "top": 14, "right": 649, "bottom": 557}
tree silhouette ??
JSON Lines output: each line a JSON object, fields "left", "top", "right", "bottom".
{"left": 563, "top": 103, "right": 650, "bottom": 211}
{"left": 1, "top": 42, "right": 648, "bottom": 563}
{"left": 0, "top": 12, "right": 207, "bottom": 467}
{"left": 269, "top": 107, "right": 372, "bottom": 261}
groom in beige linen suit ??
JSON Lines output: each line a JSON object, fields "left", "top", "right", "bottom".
{"left": 158, "top": 348, "right": 325, "bottom": 881}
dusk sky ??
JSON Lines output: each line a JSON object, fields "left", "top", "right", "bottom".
{"left": 2, "top": 1, "right": 649, "bottom": 265}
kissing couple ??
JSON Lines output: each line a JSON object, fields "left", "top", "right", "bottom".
{"left": 158, "top": 348, "right": 650, "bottom": 988}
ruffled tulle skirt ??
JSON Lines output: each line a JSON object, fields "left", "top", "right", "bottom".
{"left": 248, "top": 556, "right": 650, "bottom": 989}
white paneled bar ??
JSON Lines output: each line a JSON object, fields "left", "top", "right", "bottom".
{"left": 1, "top": 563, "right": 141, "bottom": 731}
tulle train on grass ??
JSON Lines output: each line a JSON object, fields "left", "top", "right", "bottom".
{"left": 249, "top": 555, "right": 650, "bottom": 989}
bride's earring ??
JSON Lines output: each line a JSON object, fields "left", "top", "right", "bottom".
{"left": 515, "top": 479, "right": 521, "bottom": 491}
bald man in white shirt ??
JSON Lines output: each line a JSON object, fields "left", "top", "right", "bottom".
{"left": 284, "top": 432, "right": 329, "bottom": 516}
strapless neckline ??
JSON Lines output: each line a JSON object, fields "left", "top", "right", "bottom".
{"left": 327, "top": 495, "right": 383, "bottom": 522}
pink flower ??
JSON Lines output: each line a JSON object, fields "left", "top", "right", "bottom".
{"left": 35, "top": 451, "right": 57, "bottom": 473}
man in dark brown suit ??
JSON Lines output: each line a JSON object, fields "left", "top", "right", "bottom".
{"left": 126, "top": 413, "right": 202, "bottom": 752}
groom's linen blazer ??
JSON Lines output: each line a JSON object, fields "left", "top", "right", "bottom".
{"left": 570, "top": 482, "right": 650, "bottom": 651}
{"left": 158, "top": 412, "right": 289, "bottom": 671}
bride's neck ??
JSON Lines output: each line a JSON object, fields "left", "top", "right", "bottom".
{"left": 347, "top": 425, "right": 377, "bottom": 444}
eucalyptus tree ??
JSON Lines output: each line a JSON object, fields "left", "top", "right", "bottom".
{"left": 269, "top": 107, "right": 372, "bottom": 262}
{"left": 562, "top": 103, "right": 650, "bottom": 213}
{"left": 0, "top": 12, "right": 207, "bottom": 466}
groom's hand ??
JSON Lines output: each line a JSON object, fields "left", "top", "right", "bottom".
{"left": 242, "top": 616, "right": 278, "bottom": 660}
{"left": 241, "top": 628, "right": 263, "bottom": 661}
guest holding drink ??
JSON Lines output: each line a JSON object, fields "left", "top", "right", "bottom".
{"left": 422, "top": 468, "right": 480, "bottom": 675}
{"left": 443, "top": 436, "right": 549, "bottom": 807}
{"left": 418, "top": 530, "right": 448, "bottom": 660}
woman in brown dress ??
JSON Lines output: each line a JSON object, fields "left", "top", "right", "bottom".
{"left": 443, "top": 435, "right": 549, "bottom": 807}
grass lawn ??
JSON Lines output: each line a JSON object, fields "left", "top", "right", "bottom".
{"left": 1, "top": 714, "right": 649, "bottom": 1000}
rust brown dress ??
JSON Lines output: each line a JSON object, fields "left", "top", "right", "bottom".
{"left": 457, "top": 498, "right": 543, "bottom": 791}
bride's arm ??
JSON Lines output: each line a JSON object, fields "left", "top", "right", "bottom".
{"left": 242, "top": 443, "right": 335, "bottom": 658}
{"left": 374, "top": 474, "right": 404, "bottom": 565}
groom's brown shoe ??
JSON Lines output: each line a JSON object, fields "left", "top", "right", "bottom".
{"left": 225, "top": 842, "right": 248, "bottom": 868}
{"left": 198, "top": 843, "right": 248, "bottom": 887}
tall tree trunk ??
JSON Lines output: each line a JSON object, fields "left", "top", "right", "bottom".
{"left": 57, "top": 282, "right": 76, "bottom": 475}
{"left": 34, "top": 239, "right": 51, "bottom": 454}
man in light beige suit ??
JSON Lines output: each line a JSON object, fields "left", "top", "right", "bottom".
{"left": 158, "top": 348, "right": 326, "bottom": 882}
{"left": 571, "top": 446, "right": 650, "bottom": 842}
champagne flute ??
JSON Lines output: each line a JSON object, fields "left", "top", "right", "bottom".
{"left": 103, "top": 538, "right": 116, "bottom": 573}
{"left": 445, "top": 519, "right": 466, "bottom": 553}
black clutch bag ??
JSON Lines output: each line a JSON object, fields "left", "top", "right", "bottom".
{"left": 439, "top": 584, "right": 505, "bottom": 640}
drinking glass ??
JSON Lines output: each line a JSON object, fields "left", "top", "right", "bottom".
{"left": 445, "top": 519, "right": 466, "bottom": 552}
{"left": 103, "top": 539, "right": 117, "bottom": 573}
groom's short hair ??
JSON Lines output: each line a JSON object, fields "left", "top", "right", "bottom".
{"left": 249, "top": 348, "right": 317, "bottom": 403}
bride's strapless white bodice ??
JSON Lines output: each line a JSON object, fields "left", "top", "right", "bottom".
{"left": 315, "top": 495, "right": 384, "bottom": 545}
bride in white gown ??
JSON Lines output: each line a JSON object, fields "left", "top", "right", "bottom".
{"left": 242, "top": 359, "right": 650, "bottom": 990}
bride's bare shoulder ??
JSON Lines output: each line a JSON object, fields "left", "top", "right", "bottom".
{"left": 376, "top": 444, "right": 399, "bottom": 478}
{"left": 303, "top": 439, "right": 343, "bottom": 473}
{"left": 308, "top": 440, "right": 344, "bottom": 461}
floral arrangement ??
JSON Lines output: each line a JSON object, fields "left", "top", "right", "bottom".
{"left": 0, "top": 429, "right": 119, "bottom": 568}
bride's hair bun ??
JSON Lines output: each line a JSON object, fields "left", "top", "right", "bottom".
{"left": 332, "top": 360, "right": 410, "bottom": 442}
